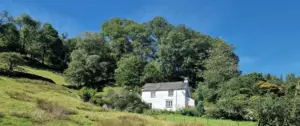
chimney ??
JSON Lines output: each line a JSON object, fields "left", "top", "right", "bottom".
{"left": 184, "top": 77, "right": 188, "bottom": 83}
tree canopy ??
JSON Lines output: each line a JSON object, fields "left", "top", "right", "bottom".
{"left": 2, "top": 10, "right": 300, "bottom": 124}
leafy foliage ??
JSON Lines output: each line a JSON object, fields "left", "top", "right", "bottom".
{"left": 90, "top": 87, "right": 149, "bottom": 113}
{"left": 64, "top": 32, "right": 115, "bottom": 88}
{"left": 0, "top": 52, "right": 24, "bottom": 71}
{"left": 5, "top": 9, "right": 300, "bottom": 123}
{"left": 115, "top": 55, "right": 146, "bottom": 89}
{"left": 179, "top": 107, "right": 200, "bottom": 117}
{"left": 78, "top": 87, "right": 97, "bottom": 102}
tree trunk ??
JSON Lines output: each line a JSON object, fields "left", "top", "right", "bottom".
{"left": 9, "top": 63, "right": 13, "bottom": 72}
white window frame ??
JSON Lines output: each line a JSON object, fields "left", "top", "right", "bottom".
{"left": 166, "top": 100, "right": 173, "bottom": 108}
{"left": 168, "top": 90, "right": 174, "bottom": 97}
{"left": 151, "top": 91, "right": 156, "bottom": 98}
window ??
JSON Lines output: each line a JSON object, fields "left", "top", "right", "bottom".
{"left": 168, "top": 90, "right": 174, "bottom": 97}
{"left": 166, "top": 100, "right": 173, "bottom": 108}
{"left": 151, "top": 91, "right": 156, "bottom": 98}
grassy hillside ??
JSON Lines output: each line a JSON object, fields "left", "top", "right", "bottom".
{"left": 0, "top": 67, "right": 256, "bottom": 126}
{"left": 0, "top": 76, "right": 193, "bottom": 126}
{"left": 155, "top": 114, "right": 256, "bottom": 126}
{"left": 0, "top": 64, "right": 208, "bottom": 126}
{"left": 22, "top": 66, "right": 67, "bottom": 85}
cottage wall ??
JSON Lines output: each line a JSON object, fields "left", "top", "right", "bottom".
{"left": 142, "top": 89, "right": 186, "bottom": 111}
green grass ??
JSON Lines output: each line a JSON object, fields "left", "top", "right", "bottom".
{"left": 0, "top": 75, "right": 190, "bottom": 126}
{"left": 22, "top": 66, "right": 67, "bottom": 85}
{"left": 155, "top": 114, "right": 257, "bottom": 126}
{"left": 0, "top": 66, "right": 257, "bottom": 126}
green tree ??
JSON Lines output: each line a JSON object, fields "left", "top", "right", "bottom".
{"left": 145, "top": 16, "right": 173, "bottom": 40}
{"left": 155, "top": 25, "right": 212, "bottom": 87}
{"left": 202, "top": 39, "right": 240, "bottom": 89}
{"left": 64, "top": 32, "right": 114, "bottom": 88}
{"left": 101, "top": 18, "right": 133, "bottom": 60}
{"left": 0, "top": 52, "right": 24, "bottom": 71}
{"left": 115, "top": 55, "right": 146, "bottom": 89}
{"left": 142, "top": 60, "right": 165, "bottom": 83}
{"left": 0, "top": 23, "right": 21, "bottom": 52}
{"left": 101, "top": 18, "right": 155, "bottom": 60}
{"left": 39, "top": 23, "right": 64, "bottom": 66}
{"left": 0, "top": 11, "right": 21, "bottom": 52}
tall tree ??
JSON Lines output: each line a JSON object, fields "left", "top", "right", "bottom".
{"left": 115, "top": 55, "right": 146, "bottom": 90}
{"left": 198, "top": 38, "right": 240, "bottom": 102}
{"left": 15, "top": 13, "right": 41, "bottom": 57}
{"left": 201, "top": 39, "right": 240, "bottom": 89}
{"left": 64, "top": 32, "right": 114, "bottom": 88}
{"left": 142, "top": 60, "right": 165, "bottom": 83}
{"left": 101, "top": 18, "right": 133, "bottom": 60}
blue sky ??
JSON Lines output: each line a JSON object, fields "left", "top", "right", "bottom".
{"left": 1, "top": 0, "right": 300, "bottom": 76}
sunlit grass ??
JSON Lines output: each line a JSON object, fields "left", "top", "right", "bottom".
{"left": 0, "top": 66, "right": 256, "bottom": 126}
{"left": 155, "top": 114, "right": 257, "bottom": 126}
{"left": 0, "top": 76, "right": 188, "bottom": 126}
{"left": 22, "top": 66, "right": 67, "bottom": 85}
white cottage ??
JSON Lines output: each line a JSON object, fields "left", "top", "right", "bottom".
{"left": 141, "top": 78, "right": 195, "bottom": 111}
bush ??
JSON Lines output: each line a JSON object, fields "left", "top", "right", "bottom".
{"left": 205, "top": 106, "right": 223, "bottom": 119}
{"left": 36, "top": 99, "right": 77, "bottom": 120}
{"left": 205, "top": 94, "right": 250, "bottom": 120}
{"left": 0, "top": 52, "right": 25, "bottom": 71}
{"left": 143, "top": 109, "right": 175, "bottom": 115}
{"left": 179, "top": 107, "right": 199, "bottom": 116}
{"left": 91, "top": 87, "right": 149, "bottom": 113}
{"left": 255, "top": 96, "right": 288, "bottom": 126}
{"left": 78, "top": 87, "right": 97, "bottom": 102}
{"left": 196, "top": 101, "right": 205, "bottom": 116}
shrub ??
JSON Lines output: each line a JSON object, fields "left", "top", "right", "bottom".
{"left": 258, "top": 81, "right": 285, "bottom": 95}
{"left": 205, "top": 105, "right": 226, "bottom": 119}
{"left": 91, "top": 87, "right": 149, "bottom": 113}
{"left": 0, "top": 52, "right": 25, "bottom": 71}
{"left": 143, "top": 109, "right": 175, "bottom": 115}
{"left": 206, "top": 94, "right": 250, "bottom": 120}
{"left": 6, "top": 91, "right": 33, "bottom": 102}
{"left": 78, "top": 87, "right": 97, "bottom": 102}
{"left": 196, "top": 101, "right": 205, "bottom": 116}
{"left": 36, "top": 99, "right": 77, "bottom": 120}
{"left": 256, "top": 95, "right": 291, "bottom": 126}
{"left": 179, "top": 107, "right": 199, "bottom": 116}
{"left": 11, "top": 111, "right": 30, "bottom": 118}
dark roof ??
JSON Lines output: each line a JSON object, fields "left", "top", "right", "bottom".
{"left": 142, "top": 81, "right": 187, "bottom": 91}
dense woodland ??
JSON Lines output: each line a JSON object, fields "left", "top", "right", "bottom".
{"left": 1, "top": 10, "right": 300, "bottom": 125}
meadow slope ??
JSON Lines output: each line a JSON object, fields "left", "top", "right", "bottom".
{"left": 0, "top": 67, "right": 256, "bottom": 126}
{"left": 0, "top": 73, "right": 198, "bottom": 126}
